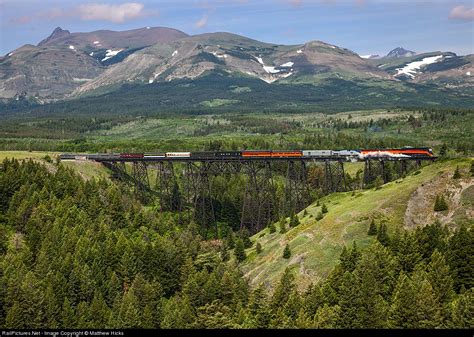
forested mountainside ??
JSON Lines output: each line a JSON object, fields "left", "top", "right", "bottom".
{"left": 0, "top": 158, "right": 472, "bottom": 328}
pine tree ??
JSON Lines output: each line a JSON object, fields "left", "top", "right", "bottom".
{"left": 427, "top": 250, "right": 455, "bottom": 306}
{"left": 434, "top": 194, "right": 448, "bottom": 212}
{"left": 447, "top": 225, "right": 473, "bottom": 292}
{"left": 389, "top": 273, "right": 418, "bottom": 328}
{"left": 470, "top": 161, "right": 474, "bottom": 177}
{"left": 397, "top": 232, "right": 422, "bottom": 272}
{"left": 244, "top": 283, "right": 269, "bottom": 328}
{"left": 289, "top": 213, "right": 300, "bottom": 227}
{"left": 239, "top": 228, "right": 252, "bottom": 248}
{"left": 313, "top": 304, "right": 340, "bottom": 328}
{"left": 256, "top": 242, "right": 262, "bottom": 254}
{"left": 321, "top": 203, "right": 328, "bottom": 214}
{"left": 452, "top": 166, "right": 461, "bottom": 179}
{"left": 271, "top": 268, "right": 296, "bottom": 312}
{"left": 220, "top": 243, "right": 230, "bottom": 262}
{"left": 376, "top": 223, "right": 390, "bottom": 246}
{"left": 447, "top": 288, "right": 473, "bottom": 328}
{"left": 283, "top": 244, "right": 291, "bottom": 259}
{"left": 5, "top": 301, "right": 23, "bottom": 328}
{"left": 367, "top": 219, "right": 377, "bottom": 235}
{"left": 226, "top": 230, "right": 235, "bottom": 249}
{"left": 234, "top": 238, "right": 246, "bottom": 262}
{"left": 336, "top": 272, "right": 363, "bottom": 328}
{"left": 439, "top": 144, "right": 447, "bottom": 157}
{"left": 268, "top": 222, "right": 276, "bottom": 234}
{"left": 61, "top": 297, "right": 75, "bottom": 328}
{"left": 279, "top": 217, "right": 287, "bottom": 234}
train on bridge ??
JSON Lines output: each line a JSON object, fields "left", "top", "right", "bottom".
{"left": 60, "top": 147, "right": 434, "bottom": 161}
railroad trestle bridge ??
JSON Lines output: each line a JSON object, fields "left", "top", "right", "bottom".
{"left": 67, "top": 155, "right": 434, "bottom": 233}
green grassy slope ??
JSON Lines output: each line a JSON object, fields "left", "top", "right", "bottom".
{"left": 240, "top": 158, "right": 473, "bottom": 290}
{"left": 0, "top": 151, "right": 111, "bottom": 181}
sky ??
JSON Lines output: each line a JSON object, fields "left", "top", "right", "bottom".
{"left": 0, "top": 0, "right": 473, "bottom": 56}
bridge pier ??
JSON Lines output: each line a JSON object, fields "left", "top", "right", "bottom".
{"left": 284, "top": 161, "right": 311, "bottom": 216}
{"left": 156, "top": 161, "right": 181, "bottom": 212}
{"left": 131, "top": 161, "right": 150, "bottom": 195}
{"left": 240, "top": 161, "right": 277, "bottom": 234}
{"left": 363, "top": 159, "right": 389, "bottom": 186}
{"left": 324, "top": 160, "right": 347, "bottom": 193}
{"left": 186, "top": 162, "right": 216, "bottom": 229}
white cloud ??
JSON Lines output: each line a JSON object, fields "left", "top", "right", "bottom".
{"left": 449, "top": 5, "right": 474, "bottom": 21}
{"left": 195, "top": 14, "right": 209, "bottom": 28}
{"left": 78, "top": 2, "right": 145, "bottom": 23}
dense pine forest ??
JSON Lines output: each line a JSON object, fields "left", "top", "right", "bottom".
{"left": 0, "top": 158, "right": 472, "bottom": 329}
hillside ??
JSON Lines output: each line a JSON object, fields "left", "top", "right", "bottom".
{"left": 240, "top": 158, "right": 473, "bottom": 290}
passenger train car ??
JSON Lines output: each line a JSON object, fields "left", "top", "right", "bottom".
{"left": 60, "top": 147, "right": 434, "bottom": 161}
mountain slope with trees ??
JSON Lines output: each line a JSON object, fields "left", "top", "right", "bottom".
{"left": 0, "top": 156, "right": 472, "bottom": 329}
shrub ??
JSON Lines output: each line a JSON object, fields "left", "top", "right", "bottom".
{"left": 283, "top": 244, "right": 291, "bottom": 259}
{"left": 256, "top": 242, "right": 262, "bottom": 254}
{"left": 453, "top": 166, "right": 461, "bottom": 179}
{"left": 368, "top": 219, "right": 377, "bottom": 236}
{"left": 434, "top": 194, "right": 448, "bottom": 212}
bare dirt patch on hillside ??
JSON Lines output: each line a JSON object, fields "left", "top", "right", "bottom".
{"left": 404, "top": 169, "right": 473, "bottom": 229}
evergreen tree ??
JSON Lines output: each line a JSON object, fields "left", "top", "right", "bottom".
{"left": 244, "top": 283, "right": 270, "bottom": 328}
{"left": 225, "top": 230, "right": 235, "bottom": 250}
{"left": 447, "top": 225, "right": 473, "bottom": 292}
{"left": 447, "top": 288, "right": 474, "bottom": 328}
{"left": 336, "top": 272, "right": 364, "bottom": 328}
{"left": 239, "top": 228, "right": 252, "bottom": 248}
{"left": 61, "top": 297, "right": 75, "bottom": 328}
{"left": 220, "top": 243, "right": 230, "bottom": 262}
{"left": 452, "top": 166, "right": 461, "bottom": 179}
{"left": 321, "top": 203, "right": 328, "bottom": 214}
{"left": 282, "top": 244, "right": 291, "bottom": 259}
{"left": 313, "top": 304, "right": 340, "bottom": 328}
{"left": 389, "top": 273, "right": 419, "bottom": 328}
{"left": 279, "top": 217, "right": 287, "bottom": 234}
{"left": 376, "top": 223, "right": 390, "bottom": 246}
{"left": 434, "top": 194, "right": 448, "bottom": 212}
{"left": 397, "top": 232, "right": 422, "bottom": 272}
{"left": 439, "top": 144, "right": 447, "bottom": 157}
{"left": 256, "top": 242, "right": 262, "bottom": 254}
{"left": 268, "top": 222, "right": 276, "bottom": 234}
{"left": 426, "top": 250, "right": 455, "bottom": 306}
{"left": 367, "top": 219, "right": 377, "bottom": 235}
{"left": 5, "top": 302, "right": 23, "bottom": 328}
{"left": 271, "top": 268, "right": 295, "bottom": 312}
{"left": 234, "top": 238, "right": 247, "bottom": 263}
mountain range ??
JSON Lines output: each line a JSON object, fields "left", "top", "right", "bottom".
{"left": 0, "top": 26, "right": 473, "bottom": 111}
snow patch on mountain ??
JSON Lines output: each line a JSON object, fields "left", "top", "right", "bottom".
{"left": 263, "top": 66, "right": 280, "bottom": 74}
{"left": 212, "top": 51, "right": 227, "bottom": 58}
{"left": 280, "top": 62, "right": 294, "bottom": 67}
{"left": 172, "top": 50, "right": 178, "bottom": 57}
{"left": 296, "top": 50, "right": 303, "bottom": 54}
{"left": 69, "top": 45, "right": 75, "bottom": 50}
{"left": 395, "top": 55, "right": 443, "bottom": 79}
{"left": 93, "top": 41, "right": 100, "bottom": 45}
{"left": 101, "top": 49, "right": 123, "bottom": 62}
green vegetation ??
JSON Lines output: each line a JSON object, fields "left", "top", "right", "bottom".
{"left": 0, "top": 152, "right": 472, "bottom": 329}
{"left": 241, "top": 158, "right": 473, "bottom": 290}
{"left": 434, "top": 194, "right": 449, "bottom": 212}
{"left": 283, "top": 244, "right": 291, "bottom": 259}
{"left": 0, "top": 107, "right": 472, "bottom": 160}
